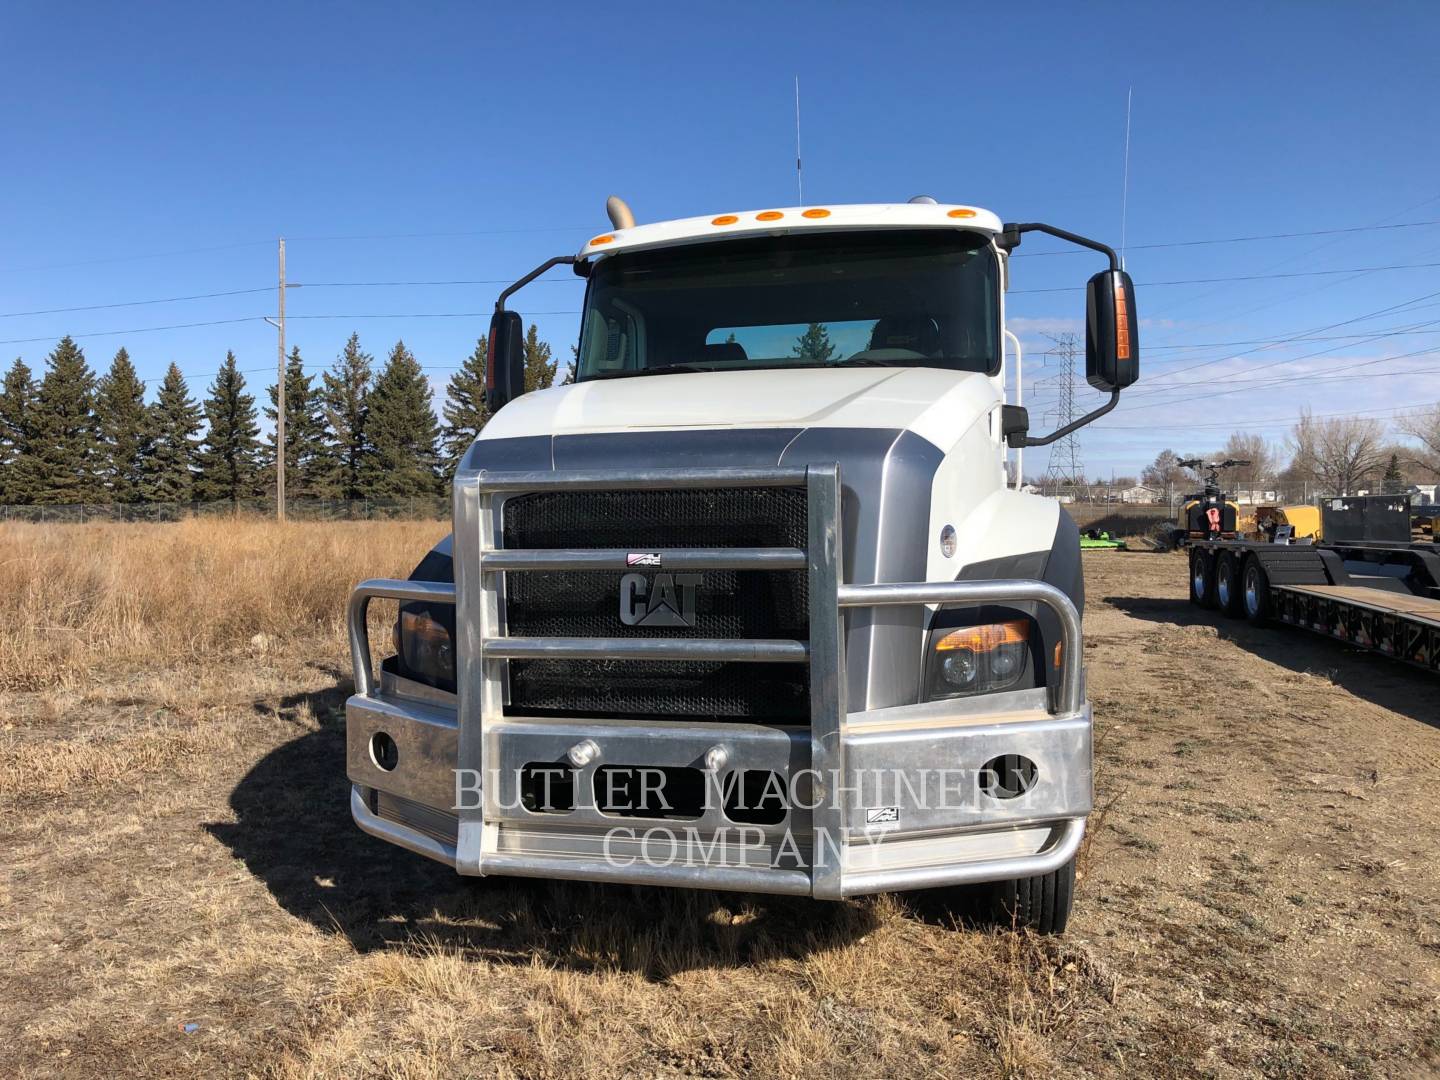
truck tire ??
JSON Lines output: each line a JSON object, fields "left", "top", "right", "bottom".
{"left": 1216, "top": 552, "right": 1244, "bottom": 617}
{"left": 1242, "top": 556, "right": 1271, "bottom": 625}
{"left": 984, "top": 857, "right": 1075, "bottom": 935}
{"left": 1189, "top": 548, "right": 1216, "bottom": 607}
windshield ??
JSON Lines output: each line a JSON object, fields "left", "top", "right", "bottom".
{"left": 575, "top": 230, "right": 998, "bottom": 382}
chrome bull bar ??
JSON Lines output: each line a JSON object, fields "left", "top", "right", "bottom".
{"left": 345, "top": 462, "right": 1087, "bottom": 898}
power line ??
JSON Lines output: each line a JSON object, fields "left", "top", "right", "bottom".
{"left": 288, "top": 311, "right": 581, "bottom": 320}
{"left": 285, "top": 226, "right": 593, "bottom": 242}
{"left": 0, "top": 241, "right": 273, "bottom": 275}
{"left": 1010, "top": 260, "right": 1440, "bottom": 294}
{"left": 0, "top": 316, "right": 263, "bottom": 346}
{"left": 0, "top": 287, "right": 273, "bottom": 320}
{"left": 1115, "top": 344, "right": 1440, "bottom": 414}
{"left": 1099, "top": 399, "right": 1438, "bottom": 431}
{"left": 300, "top": 279, "right": 579, "bottom": 288}
{"left": 0, "top": 278, "right": 575, "bottom": 322}
{"left": 1134, "top": 326, "right": 1440, "bottom": 351}
{"left": 1130, "top": 287, "right": 1440, "bottom": 388}
{"left": 1011, "top": 218, "right": 1440, "bottom": 259}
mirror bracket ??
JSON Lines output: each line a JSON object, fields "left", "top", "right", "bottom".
{"left": 494, "top": 254, "right": 579, "bottom": 312}
{"left": 1001, "top": 222, "right": 1120, "bottom": 271}
{"left": 1020, "top": 389, "right": 1120, "bottom": 448}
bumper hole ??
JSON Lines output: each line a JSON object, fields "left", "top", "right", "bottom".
{"left": 981, "top": 754, "right": 1037, "bottom": 799}
{"left": 594, "top": 765, "right": 704, "bottom": 820}
{"left": 520, "top": 762, "right": 576, "bottom": 814}
{"left": 369, "top": 731, "right": 399, "bottom": 772}
{"left": 722, "top": 770, "right": 789, "bottom": 826}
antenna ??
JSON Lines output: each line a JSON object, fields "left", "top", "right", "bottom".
{"left": 794, "top": 75, "right": 804, "bottom": 205}
{"left": 1120, "top": 85, "right": 1133, "bottom": 269}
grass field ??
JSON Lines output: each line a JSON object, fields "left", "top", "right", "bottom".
{"left": 2, "top": 522, "right": 1438, "bottom": 1077}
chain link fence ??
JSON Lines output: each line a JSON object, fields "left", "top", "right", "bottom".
{"left": 0, "top": 497, "right": 449, "bottom": 523}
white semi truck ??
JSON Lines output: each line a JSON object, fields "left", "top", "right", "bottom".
{"left": 345, "top": 197, "right": 1139, "bottom": 933}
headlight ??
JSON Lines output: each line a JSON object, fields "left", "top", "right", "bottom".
{"left": 394, "top": 607, "right": 456, "bottom": 690}
{"left": 924, "top": 619, "right": 1032, "bottom": 700}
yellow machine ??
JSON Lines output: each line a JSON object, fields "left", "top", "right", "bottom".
{"left": 1171, "top": 459, "right": 1245, "bottom": 545}
{"left": 1252, "top": 504, "right": 1321, "bottom": 541}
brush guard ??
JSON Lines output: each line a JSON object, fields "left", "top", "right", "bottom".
{"left": 345, "top": 464, "right": 1089, "bottom": 898}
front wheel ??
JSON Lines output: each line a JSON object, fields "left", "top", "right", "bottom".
{"left": 980, "top": 857, "right": 1076, "bottom": 934}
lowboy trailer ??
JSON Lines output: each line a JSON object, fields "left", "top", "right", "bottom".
{"left": 1187, "top": 495, "right": 1440, "bottom": 673}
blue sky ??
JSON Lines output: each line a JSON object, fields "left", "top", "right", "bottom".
{"left": 3, "top": 1, "right": 1438, "bottom": 478}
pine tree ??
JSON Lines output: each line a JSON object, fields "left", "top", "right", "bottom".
{"left": 263, "top": 346, "right": 333, "bottom": 499}
{"left": 30, "top": 336, "right": 101, "bottom": 505}
{"left": 145, "top": 363, "right": 203, "bottom": 503}
{"left": 195, "top": 351, "right": 261, "bottom": 505}
{"left": 0, "top": 358, "right": 39, "bottom": 504}
{"left": 359, "top": 340, "right": 441, "bottom": 500}
{"left": 522, "top": 324, "right": 556, "bottom": 392}
{"left": 1381, "top": 452, "right": 1406, "bottom": 495}
{"left": 792, "top": 323, "right": 836, "bottom": 363}
{"left": 321, "top": 333, "right": 372, "bottom": 500}
{"left": 95, "top": 347, "right": 151, "bottom": 503}
{"left": 441, "top": 335, "right": 489, "bottom": 479}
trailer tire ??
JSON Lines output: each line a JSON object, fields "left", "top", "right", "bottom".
{"left": 1189, "top": 549, "right": 1216, "bottom": 608}
{"left": 985, "top": 857, "right": 1075, "bottom": 935}
{"left": 1242, "top": 556, "right": 1271, "bottom": 625}
{"left": 1216, "top": 552, "right": 1244, "bottom": 617}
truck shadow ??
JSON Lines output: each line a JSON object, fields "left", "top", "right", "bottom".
{"left": 206, "top": 688, "right": 878, "bottom": 978}
{"left": 1107, "top": 595, "right": 1440, "bottom": 731}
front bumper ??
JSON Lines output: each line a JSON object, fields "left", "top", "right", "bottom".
{"left": 347, "top": 671, "right": 1089, "bottom": 898}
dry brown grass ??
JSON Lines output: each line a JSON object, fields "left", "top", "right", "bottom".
{"left": 0, "top": 518, "right": 446, "bottom": 690}
{"left": 3, "top": 537, "right": 1437, "bottom": 1078}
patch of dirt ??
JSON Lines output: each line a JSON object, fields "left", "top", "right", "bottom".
{"left": 2, "top": 551, "right": 1438, "bottom": 1077}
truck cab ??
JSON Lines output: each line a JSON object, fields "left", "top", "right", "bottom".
{"left": 345, "top": 199, "right": 1139, "bottom": 933}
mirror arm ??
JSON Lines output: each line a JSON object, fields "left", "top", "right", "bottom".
{"left": 1002, "top": 222, "right": 1120, "bottom": 272}
{"left": 1020, "top": 389, "right": 1120, "bottom": 448}
{"left": 495, "top": 255, "right": 578, "bottom": 312}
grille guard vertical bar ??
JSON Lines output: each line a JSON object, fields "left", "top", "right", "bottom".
{"left": 452, "top": 474, "right": 492, "bottom": 875}
{"left": 806, "top": 464, "right": 847, "bottom": 900}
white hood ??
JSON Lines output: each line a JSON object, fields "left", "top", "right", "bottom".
{"left": 479, "top": 366, "right": 999, "bottom": 451}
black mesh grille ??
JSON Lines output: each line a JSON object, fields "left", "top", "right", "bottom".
{"left": 502, "top": 486, "right": 809, "bottom": 723}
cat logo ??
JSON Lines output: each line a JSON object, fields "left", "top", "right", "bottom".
{"left": 619, "top": 572, "right": 701, "bottom": 628}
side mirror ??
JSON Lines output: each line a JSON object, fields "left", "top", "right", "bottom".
{"left": 486, "top": 310, "right": 525, "bottom": 412}
{"left": 1085, "top": 269, "right": 1139, "bottom": 391}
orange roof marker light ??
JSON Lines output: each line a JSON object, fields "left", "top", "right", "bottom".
{"left": 756, "top": 210, "right": 784, "bottom": 221}
{"left": 947, "top": 208, "right": 977, "bottom": 219}
{"left": 590, "top": 234, "right": 615, "bottom": 245}
{"left": 711, "top": 214, "right": 739, "bottom": 226}
{"left": 801, "top": 208, "right": 831, "bottom": 219}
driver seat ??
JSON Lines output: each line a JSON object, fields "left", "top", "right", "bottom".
{"left": 868, "top": 316, "right": 942, "bottom": 357}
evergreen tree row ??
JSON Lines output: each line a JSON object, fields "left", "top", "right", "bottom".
{"left": 0, "top": 325, "right": 559, "bottom": 506}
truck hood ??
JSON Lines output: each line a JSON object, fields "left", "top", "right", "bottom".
{"left": 479, "top": 366, "right": 997, "bottom": 451}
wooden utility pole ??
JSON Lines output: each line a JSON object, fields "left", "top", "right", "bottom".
{"left": 276, "top": 238, "right": 286, "bottom": 520}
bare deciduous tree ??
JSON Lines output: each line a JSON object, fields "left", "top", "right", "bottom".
{"left": 1398, "top": 404, "right": 1440, "bottom": 480}
{"left": 1219, "top": 431, "right": 1276, "bottom": 498}
{"left": 1287, "top": 409, "right": 1387, "bottom": 495}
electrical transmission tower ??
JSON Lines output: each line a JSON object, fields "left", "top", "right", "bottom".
{"left": 1038, "top": 333, "right": 1089, "bottom": 499}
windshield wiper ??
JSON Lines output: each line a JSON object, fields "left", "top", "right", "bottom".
{"left": 581, "top": 363, "right": 724, "bottom": 381}
{"left": 827, "top": 357, "right": 914, "bottom": 367}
